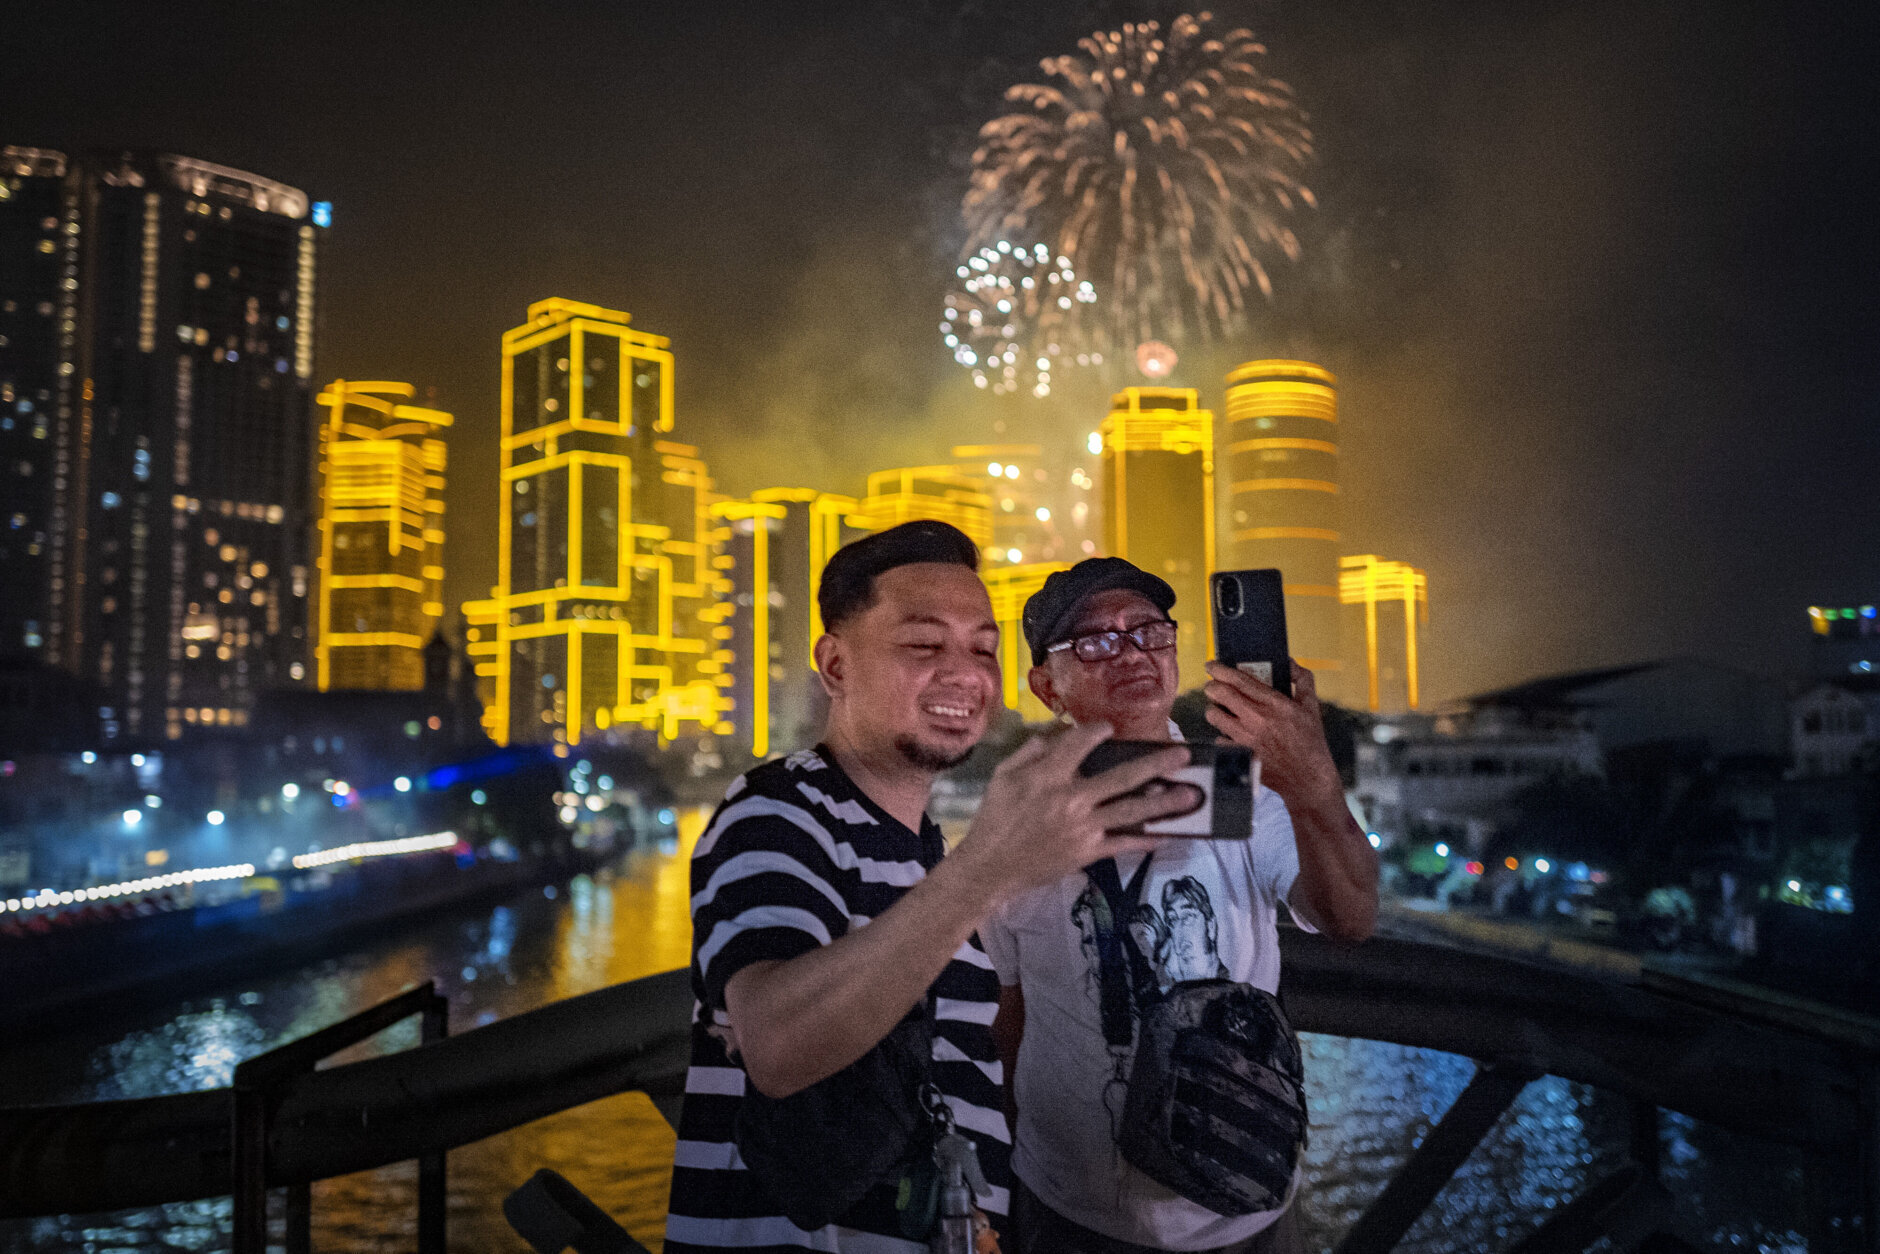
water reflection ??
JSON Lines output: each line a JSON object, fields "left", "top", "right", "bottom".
{"left": 0, "top": 810, "right": 1856, "bottom": 1253}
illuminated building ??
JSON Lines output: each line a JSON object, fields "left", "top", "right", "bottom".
{"left": 712, "top": 489, "right": 863, "bottom": 759}
{"left": 461, "top": 597, "right": 501, "bottom": 738}
{"left": 984, "top": 562, "right": 1070, "bottom": 719}
{"left": 852, "top": 466, "right": 994, "bottom": 553}
{"left": 0, "top": 148, "right": 74, "bottom": 664}
{"left": 1338, "top": 555, "right": 1428, "bottom": 712}
{"left": 0, "top": 151, "right": 325, "bottom": 741}
{"left": 1097, "top": 387, "right": 1215, "bottom": 684}
{"left": 312, "top": 381, "right": 449, "bottom": 691}
{"left": 951, "top": 443, "right": 1092, "bottom": 566}
{"left": 1223, "top": 360, "right": 1341, "bottom": 690}
{"left": 468, "top": 299, "right": 724, "bottom": 748}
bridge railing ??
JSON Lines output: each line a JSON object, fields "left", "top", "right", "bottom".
{"left": 1, "top": 933, "right": 1873, "bottom": 1251}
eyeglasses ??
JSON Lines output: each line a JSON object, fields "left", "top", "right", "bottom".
{"left": 1046, "top": 619, "right": 1178, "bottom": 663}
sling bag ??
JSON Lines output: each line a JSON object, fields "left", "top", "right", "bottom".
{"left": 1087, "top": 855, "right": 1309, "bottom": 1217}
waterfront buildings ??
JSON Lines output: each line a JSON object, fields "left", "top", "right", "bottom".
{"left": 1097, "top": 386, "right": 1215, "bottom": 684}
{"left": 984, "top": 562, "right": 1070, "bottom": 719}
{"left": 313, "top": 381, "right": 449, "bottom": 691}
{"left": 1222, "top": 359, "right": 1341, "bottom": 691}
{"left": 465, "top": 299, "right": 724, "bottom": 749}
{"left": 1339, "top": 554, "right": 1428, "bottom": 712}
{"left": 850, "top": 465, "right": 994, "bottom": 553}
{"left": 0, "top": 148, "right": 324, "bottom": 743}
{"left": 0, "top": 148, "right": 74, "bottom": 666}
{"left": 711, "top": 489, "right": 863, "bottom": 758}
{"left": 1789, "top": 682, "right": 1879, "bottom": 779}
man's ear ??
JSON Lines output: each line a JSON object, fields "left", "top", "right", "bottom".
{"left": 813, "top": 633, "right": 843, "bottom": 700}
{"left": 1027, "top": 664, "right": 1060, "bottom": 717}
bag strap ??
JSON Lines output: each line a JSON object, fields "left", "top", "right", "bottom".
{"left": 1086, "top": 853, "right": 1157, "bottom": 1047}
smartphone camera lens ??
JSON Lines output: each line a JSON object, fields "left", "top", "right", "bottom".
{"left": 1215, "top": 576, "right": 1242, "bottom": 618}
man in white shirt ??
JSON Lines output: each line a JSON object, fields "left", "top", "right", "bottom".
{"left": 979, "top": 559, "right": 1379, "bottom": 1254}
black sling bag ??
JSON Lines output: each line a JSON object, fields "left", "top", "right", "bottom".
{"left": 1087, "top": 855, "right": 1309, "bottom": 1217}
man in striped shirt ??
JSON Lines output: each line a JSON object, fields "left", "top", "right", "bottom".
{"left": 666, "top": 521, "right": 1197, "bottom": 1253}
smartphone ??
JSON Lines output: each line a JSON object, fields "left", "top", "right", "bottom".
{"left": 1078, "top": 740, "right": 1257, "bottom": 839}
{"left": 1211, "top": 568, "right": 1291, "bottom": 698}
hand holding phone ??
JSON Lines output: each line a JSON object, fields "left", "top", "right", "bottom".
{"left": 1078, "top": 740, "right": 1257, "bottom": 839}
{"left": 1211, "top": 569, "right": 1291, "bottom": 698}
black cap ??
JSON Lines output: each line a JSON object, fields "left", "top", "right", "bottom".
{"left": 1022, "top": 557, "right": 1176, "bottom": 665}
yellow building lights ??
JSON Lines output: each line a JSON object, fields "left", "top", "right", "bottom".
{"left": 710, "top": 498, "right": 785, "bottom": 758}
{"left": 1339, "top": 555, "right": 1428, "bottom": 712}
{"left": 1098, "top": 388, "right": 1216, "bottom": 684}
{"left": 984, "top": 562, "right": 1070, "bottom": 719}
{"left": 475, "top": 299, "right": 725, "bottom": 747}
{"left": 313, "top": 381, "right": 450, "bottom": 691}
{"left": 1224, "top": 360, "right": 1342, "bottom": 696}
{"left": 852, "top": 466, "right": 994, "bottom": 552}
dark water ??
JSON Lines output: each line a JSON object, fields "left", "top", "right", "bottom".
{"left": 0, "top": 818, "right": 1857, "bottom": 1253}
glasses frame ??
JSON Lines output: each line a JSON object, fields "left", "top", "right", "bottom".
{"left": 1045, "top": 618, "right": 1179, "bottom": 664}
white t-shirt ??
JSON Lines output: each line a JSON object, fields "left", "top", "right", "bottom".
{"left": 979, "top": 767, "right": 1311, "bottom": 1250}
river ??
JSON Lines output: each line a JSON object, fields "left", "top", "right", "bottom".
{"left": 0, "top": 814, "right": 1855, "bottom": 1253}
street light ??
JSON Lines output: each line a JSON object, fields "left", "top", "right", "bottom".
{"left": 281, "top": 782, "right": 300, "bottom": 800}
{"left": 207, "top": 810, "right": 226, "bottom": 826}
{"left": 122, "top": 809, "right": 143, "bottom": 828}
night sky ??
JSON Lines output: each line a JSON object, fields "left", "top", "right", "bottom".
{"left": 9, "top": 0, "right": 1875, "bottom": 704}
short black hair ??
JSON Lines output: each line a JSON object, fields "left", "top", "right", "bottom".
{"left": 817, "top": 520, "right": 980, "bottom": 633}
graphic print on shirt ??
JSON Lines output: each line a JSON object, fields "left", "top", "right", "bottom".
{"left": 1069, "top": 870, "right": 1230, "bottom": 1155}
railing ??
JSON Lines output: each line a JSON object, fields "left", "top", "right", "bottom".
{"left": 0, "top": 935, "right": 1873, "bottom": 1252}
{"left": 231, "top": 981, "right": 448, "bottom": 1254}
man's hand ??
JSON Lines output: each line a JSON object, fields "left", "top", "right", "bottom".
{"left": 1202, "top": 660, "right": 1378, "bottom": 944}
{"left": 1202, "top": 661, "right": 1345, "bottom": 811}
{"left": 721, "top": 724, "right": 1193, "bottom": 1099}
{"left": 949, "top": 721, "right": 1192, "bottom": 902}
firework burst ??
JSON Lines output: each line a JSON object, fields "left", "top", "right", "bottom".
{"left": 965, "top": 12, "right": 1314, "bottom": 351}
{"left": 941, "top": 240, "right": 1101, "bottom": 397}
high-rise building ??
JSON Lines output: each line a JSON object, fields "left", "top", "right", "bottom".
{"left": 952, "top": 443, "right": 1095, "bottom": 568}
{"left": 0, "top": 150, "right": 325, "bottom": 742}
{"left": 984, "top": 562, "right": 1070, "bottom": 720}
{"left": 1222, "top": 360, "right": 1341, "bottom": 690}
{"left": 851, "top": 466, "right": 994, "bottom": 553}
{"left": 712, "top": 489, "right": 863, "bottom": 759}
{"left": 1338, "top": 554, "right": 1428, "bottom": 712}
{"left": 0, "top": 148, "right": 77, "bottom": 664}
{"left": 466, "top": 299, "right": 725, "bottom": 748}
{"left": 1097, "top": 387, "right": 1215, "bottom": 684}
{"left": 312, "top": 380, "right": 449, "bottom": 691}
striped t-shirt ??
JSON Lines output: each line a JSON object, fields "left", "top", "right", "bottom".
{"left": 664, "top": 747, "right": 1011, "bottom": 1253}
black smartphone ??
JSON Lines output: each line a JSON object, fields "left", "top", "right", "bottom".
{"left": 1211, "top": 568, "right": 1291, "bottom": 698}
{"left": 1077, "top": 740, "right": 1257, "bottom": 839}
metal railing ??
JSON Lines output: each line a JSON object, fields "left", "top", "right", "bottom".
{"left": 0, "top": 935, "right": 1873, "bottom": 1251}
{"left": 231, "top": 981, "right": 448, "bottom": 1254}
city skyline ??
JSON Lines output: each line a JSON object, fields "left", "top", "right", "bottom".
{"left": 3, "top": 0, "right": 1873, "bottom": 711}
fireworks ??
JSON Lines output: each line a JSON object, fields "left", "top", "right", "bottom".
{"left": 941, "top": 240, "right": 1101, "bottom": 397}
{"left": 964, "top": 12, "right": 1314, "bottom": 351}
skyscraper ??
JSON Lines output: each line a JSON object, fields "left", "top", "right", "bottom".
{"left": 984, "top": 562, "right": 1070, "bottom": 719}
{"left": 1338, "top": 554, "right": 1428, "bottom": 712}
{"left": 0, "top": 148, "right": 77, "bottom": 664}
{"left": 1097, "top": 387, "right": 1216, "bottom": 684}
{"left": 468, "top": 299, "right": 724, "bottom": 748}
{"left": 0, "top": 149, "right": 324, "bottom": 741}
{"left": 712, "top": 489, "right": 863, "bottom": 759}
{"left": 313, "top": 380, "right": 449, "bottom": 692}
{"left": 850, "top": 466, "right": 994, "bottom": 554}
{"left": 1223, "top": 360, "right": 1341, "bottom": 691}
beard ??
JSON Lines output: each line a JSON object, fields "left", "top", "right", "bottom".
{"left": 895, "top": 734, "right": 975, "bottom": 773}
